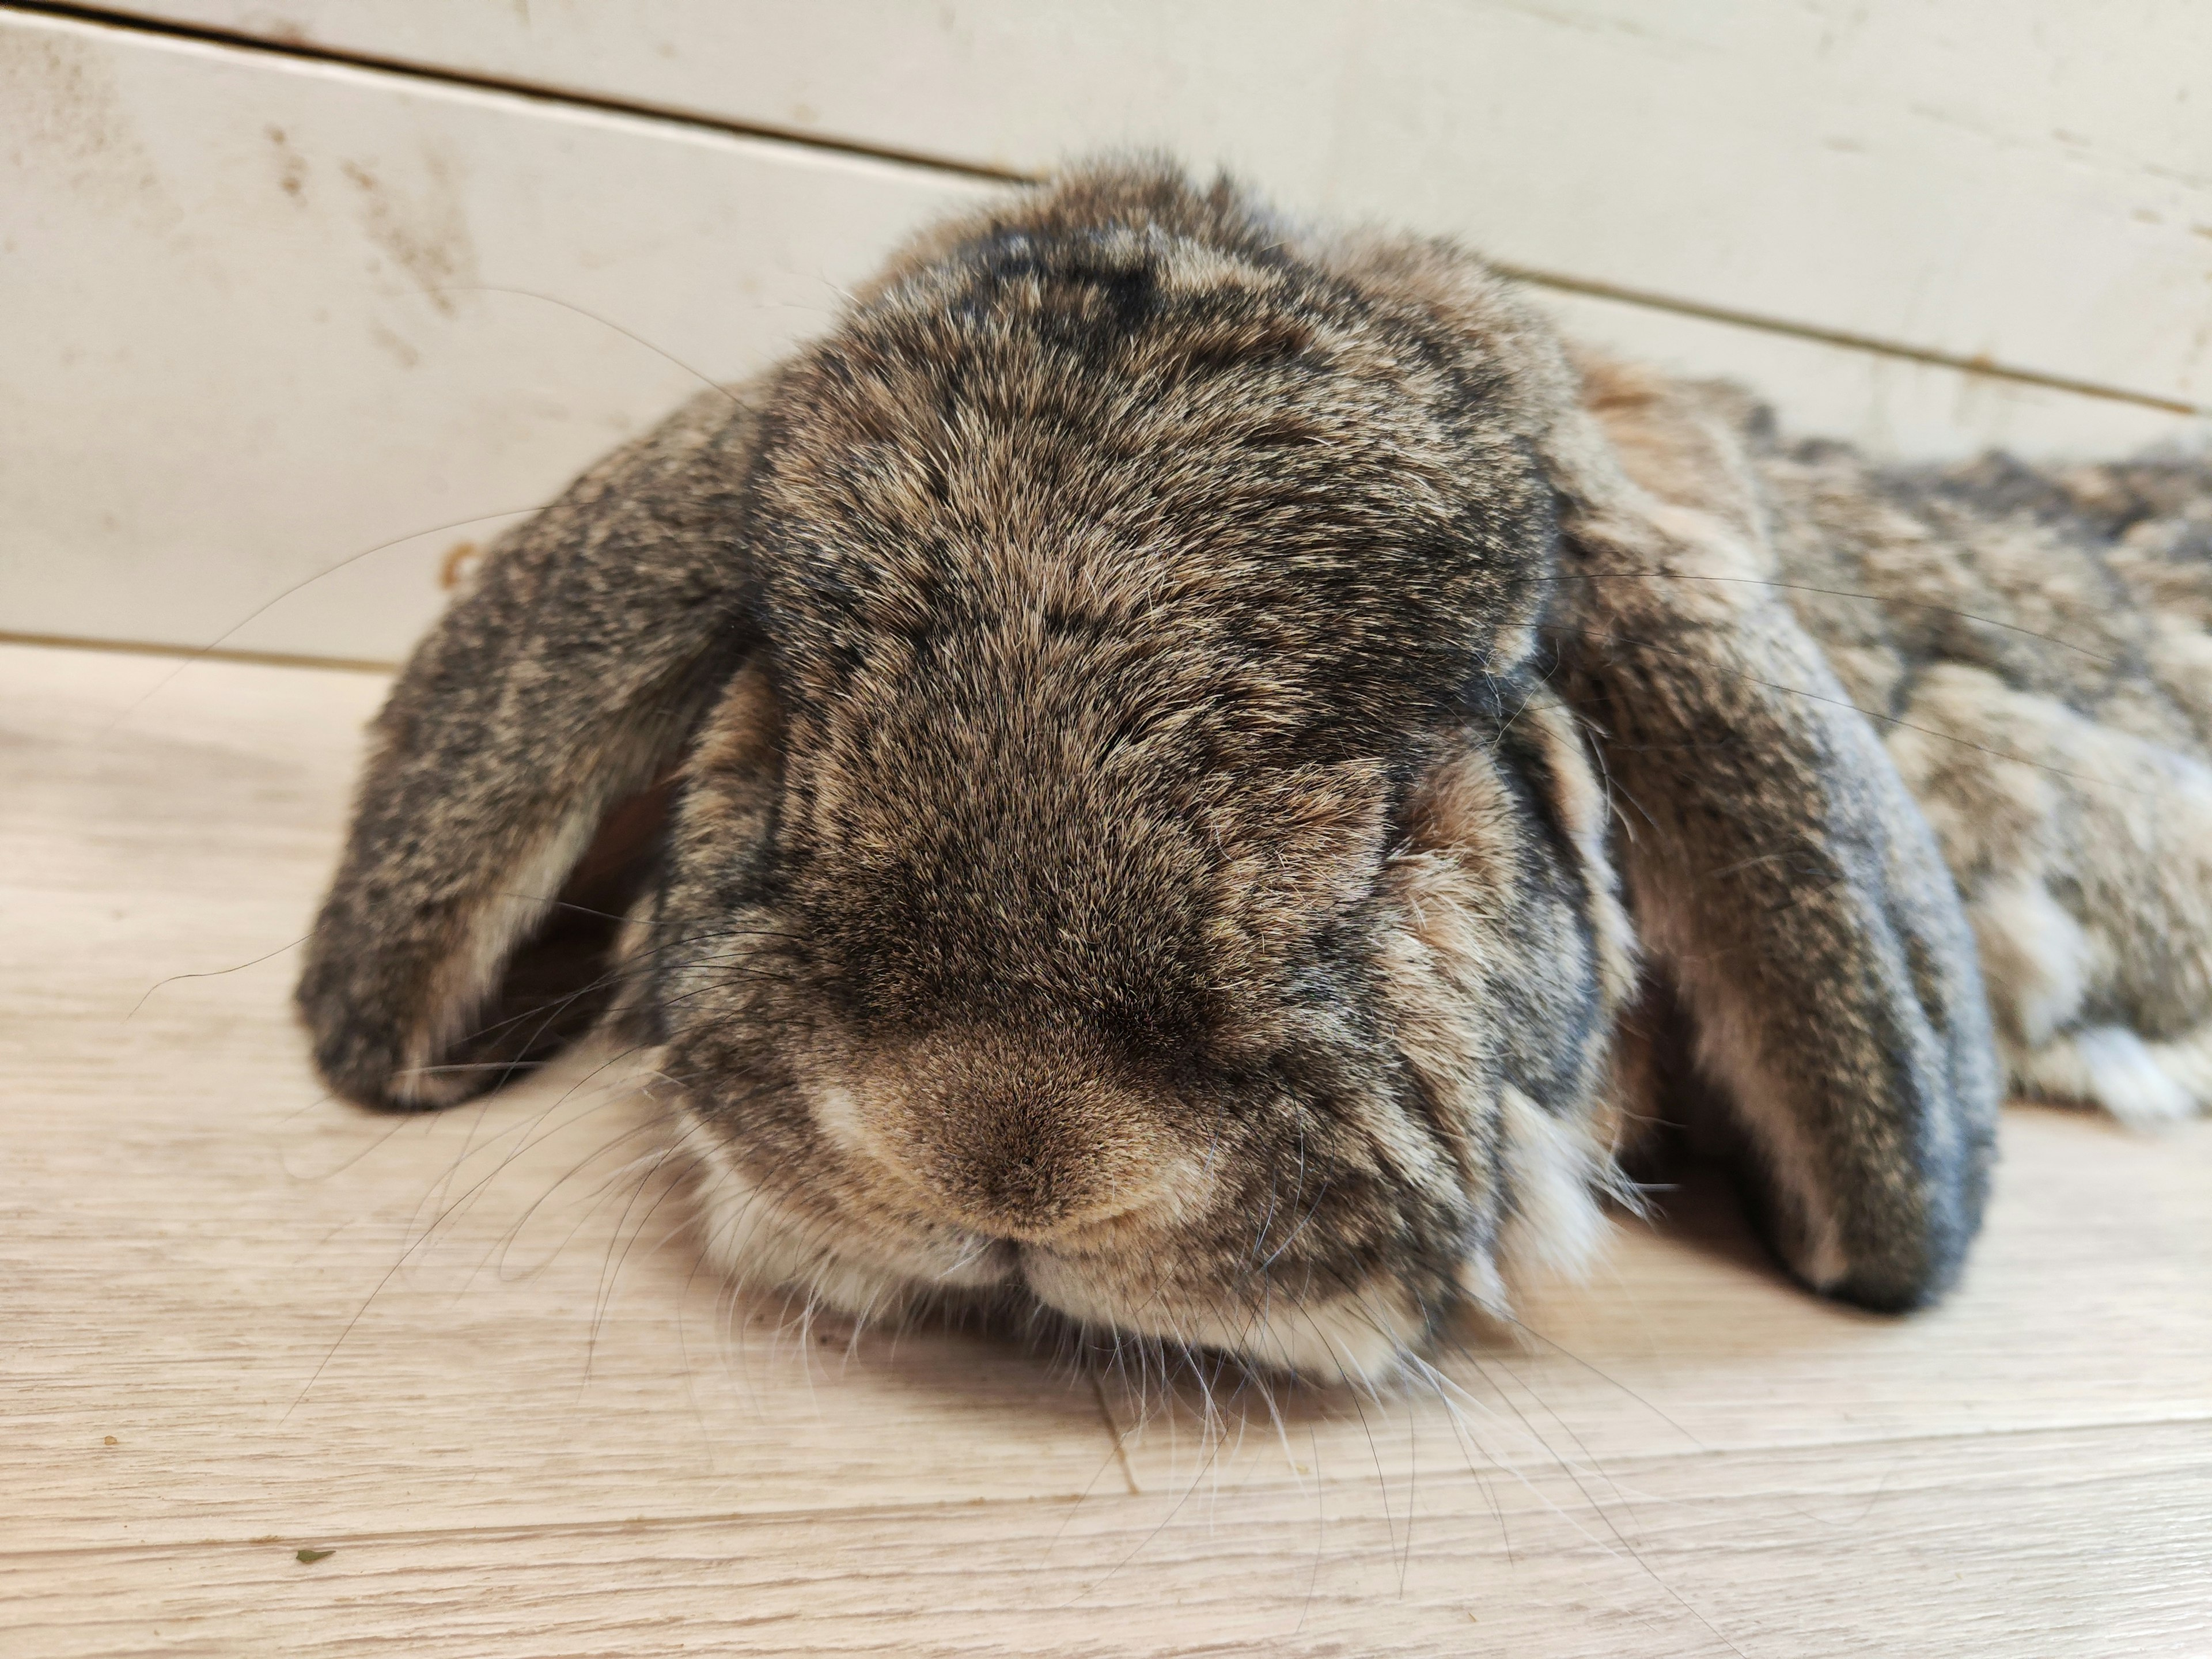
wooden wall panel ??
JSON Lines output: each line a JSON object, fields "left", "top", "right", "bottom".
{"left": 4, "top": 6, "right": 2206, "bottom": 663}
{"left": 91, "top": 0, "right": 2212, "bottom": 411}
{"left": 0, "top": 12, "right": 988, "bottom": 662}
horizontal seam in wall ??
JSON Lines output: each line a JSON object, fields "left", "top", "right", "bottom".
{"left": 1504, "top": 264, "right": 2211, "bottom": 418}
{"left": 3, "top": 0, "right": 1031, "bottom": 183}
{"left": 0, "top": 629, "right": 398, "bottom": 675}
{"left": 8, "top": 1, "right": 2207, "bottom": 421}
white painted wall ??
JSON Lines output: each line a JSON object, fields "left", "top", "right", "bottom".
{"left": 2, "top": 14, "right": 987, "bottom": 661}
{"left": 5, "top": 4, "right": 2208, "bottom": 663}
{"left": 94, "top": 0, "right": 2212, "bottom": 409}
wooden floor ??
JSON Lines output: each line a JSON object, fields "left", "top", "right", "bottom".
{"left": 4, "top": 638, "right": 2208, "bottom": 1657}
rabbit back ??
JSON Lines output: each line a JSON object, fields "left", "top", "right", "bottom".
{"left": 1756, "top": 427, "right": 2212, "bottom": 1122}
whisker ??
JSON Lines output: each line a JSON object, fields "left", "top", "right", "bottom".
{"left": 127, "top": 934, "right": 311, "bottom": 1020}
{"left": 431, "top": 284, "right": 744, "bottom": 410}
{"left": 103, "top": 505, "right": 546, "bottom": 730}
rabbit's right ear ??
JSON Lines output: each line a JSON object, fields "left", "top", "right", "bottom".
{"left": 297, "top": 384, "right": 771, "bottom": 1110}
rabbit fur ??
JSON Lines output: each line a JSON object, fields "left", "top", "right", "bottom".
{"left": 297, "top": 160, "right": 2211, "bottom": 1385}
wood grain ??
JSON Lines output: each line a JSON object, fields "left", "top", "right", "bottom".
{"left": 1, "top": 646, "right": 1130, "bottom": 1559}
{"left": 90, "top": 0, "right": 2212, "bottom": 410}
{"left": 0, "top": 10, "right": 990, "bottom": 662}
{"left": 7, "top": 1427, "right": 2209, "bottom": 1657}
{"left": 6, "top": 9, "right": 2207, "bottom": 669}
{"left": 1101, "top": 1104, "right": 2212, "bottom": 1495}
{"left": 4, "top": 640, "right": 2207, "bottom": 1653}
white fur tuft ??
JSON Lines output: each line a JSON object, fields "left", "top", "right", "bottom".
{"left": 2020, "top": 1025, "right": 2206, "bottom": 1127}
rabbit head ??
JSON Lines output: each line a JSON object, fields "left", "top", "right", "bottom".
{"left": 298, "top": 161, "right": 1997, "bottom": 1384}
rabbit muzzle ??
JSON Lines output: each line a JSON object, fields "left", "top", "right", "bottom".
{"left": 811, "top": 1038, "right": 1218, "bottom": 1244}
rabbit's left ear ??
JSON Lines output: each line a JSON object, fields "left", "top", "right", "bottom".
{"left": 1541, "top": 356, "right": 2001, "bottom": 1309}
{"left": 297, "top": 384, "right": 770, "bottom": 1111}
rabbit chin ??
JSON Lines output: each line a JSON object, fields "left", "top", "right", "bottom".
{"left": 683, "top": 1131, "right": 1434, "bottom": 1387}
{"left": 1018, "top": 1252, "right": 1433, "bottom": 1388}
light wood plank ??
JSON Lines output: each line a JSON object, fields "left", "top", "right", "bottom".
{"left": 1104, "top": 1105, "right": 2212, "bottom": 1494}
{"left": 9, "top": 13, "right": 2206, "bottom": 669}
{"left": 0, "top": 12, "right": 990, "bottom": 662}
{"left": 1534, "top": 289, "right": 2209, "bottom": 464}
{"left": 5, "top": 1427, "right": 2206, "bottom": 1656}
{"left": 0, "top": 645, "right": 1132, "bottom": 1554}
{"left": 5, "top": 638, "right": 2209, "bottom": 1652}
{"left": 97, "top": 0, "right": 2212, "bottom": 411}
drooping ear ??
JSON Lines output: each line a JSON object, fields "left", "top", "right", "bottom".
{"left": 1543, "top": 355, "right": 2001, "bottom": 1309}
{"left": 297, "top": 382, "right": 771, "bottom": 1110}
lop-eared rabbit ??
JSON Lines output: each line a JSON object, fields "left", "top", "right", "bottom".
{"left": 298, "top": 161, "right": 2212, "bottom": 1384}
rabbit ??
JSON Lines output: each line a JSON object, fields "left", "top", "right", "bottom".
{"left": 296, "top": 158, "right": 2212, "bottom": 1386}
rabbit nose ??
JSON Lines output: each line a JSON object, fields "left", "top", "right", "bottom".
{"left": 905, "top": 1093, "right": 1166, "bottom": 1240}
{"left": 818, "top": 1062, "right": 1184, "bottom": 1241}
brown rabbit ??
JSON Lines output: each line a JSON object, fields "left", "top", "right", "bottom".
{"left": 297, "top": 160, "right": 2211, "bottom": 1385}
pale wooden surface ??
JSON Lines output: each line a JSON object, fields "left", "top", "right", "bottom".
{"left": 91, "top": 0, "right": 2212, "bottom": 411}
{"left": 5, "top": 6, "right": 2209, "bottom": 667}
{"left": 5, "top": 642, "right": 2209, "bottom": 1655}
{"left": 0, "top": 10, "right": 990, "bottom": 663}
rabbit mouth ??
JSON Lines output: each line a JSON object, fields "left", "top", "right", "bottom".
{"left": 686, "top": 1128, "right": 1431, "bottom": 1382}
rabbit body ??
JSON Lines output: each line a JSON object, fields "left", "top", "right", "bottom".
{"left": 297, "top": 162, "right": 2207, "bottom": 1383}
{"left": 1770, "top": 439, "right": 2212, "bottom": 1124}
